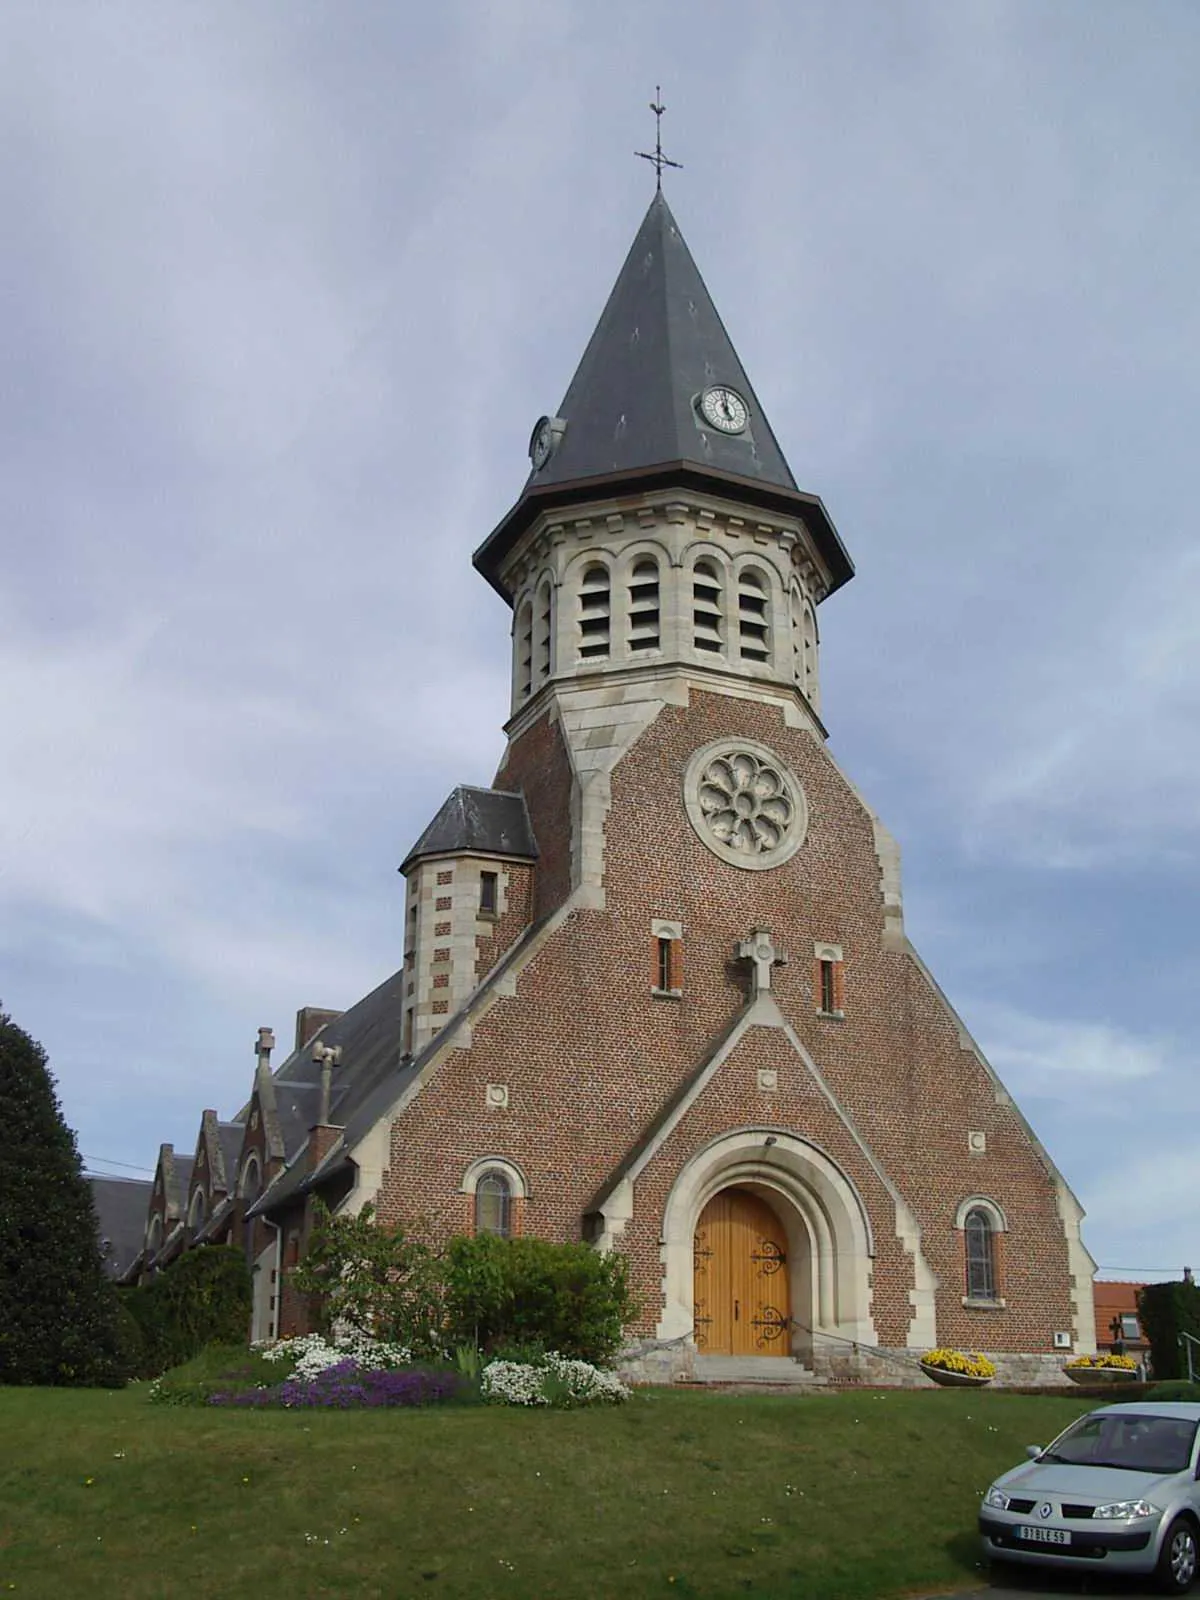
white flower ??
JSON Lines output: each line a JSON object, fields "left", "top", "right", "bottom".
{"left": 480, "top": 1353, "right": 629, "bottom": 1407}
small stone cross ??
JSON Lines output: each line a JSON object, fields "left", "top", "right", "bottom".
{"left": 737, "top": 929, "right": 787, "bottom": 996}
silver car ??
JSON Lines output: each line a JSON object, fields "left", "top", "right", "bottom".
{"left": 979, "top": 1402, "right": 1200, "bottom": 1594}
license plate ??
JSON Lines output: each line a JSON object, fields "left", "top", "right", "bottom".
{"left": 1018, "top": 1526, "right": 1070, "bottom": 1546}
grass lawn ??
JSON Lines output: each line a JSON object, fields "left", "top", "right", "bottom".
{"left": 0, "top": 1383, "right": 1095, "bottom": 1599}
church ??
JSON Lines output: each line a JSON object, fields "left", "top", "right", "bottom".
{"left": 134, "top": 184, "right": 1097, "bottom": 1384}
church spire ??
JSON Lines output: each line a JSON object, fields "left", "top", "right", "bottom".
{"left": 474, "top": 194, "right": 852, "bottom": 602}
{"left": 525, "top": 191, "right": 798, "bottom": 496}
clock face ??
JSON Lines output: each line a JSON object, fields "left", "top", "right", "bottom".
{"left": 699, "top": 385, "right": 749, "bottom": 434}
{"left": 529, "top": 416, "right": 555, "bottom": 470}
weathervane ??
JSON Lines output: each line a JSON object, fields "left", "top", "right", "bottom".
{"left": 636, "top": 86, "right": 682, "bottom": 192}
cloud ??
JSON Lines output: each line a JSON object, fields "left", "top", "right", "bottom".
{"left": 968, "top": 1003, "right": 1172, "bottom": 1094}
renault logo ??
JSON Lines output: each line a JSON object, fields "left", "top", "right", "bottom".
{"left": 1039, "top": 1502, "right": 1053, "bottom": 1519}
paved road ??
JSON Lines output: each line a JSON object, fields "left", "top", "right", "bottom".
{"left": 925, "top": 1568, "right": 1160, "bottom": 1599}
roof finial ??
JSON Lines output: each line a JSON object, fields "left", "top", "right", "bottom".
{"left": 635, "top": 86, "right": 682, "bottom": 193}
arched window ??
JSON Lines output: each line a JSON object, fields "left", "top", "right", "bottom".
{"left": 578, "top": 564, "right": 611, "bottom": 659}
{"left": 475, "top": 1169, "right": 513, "bottom": 1238}
{"left": 628, "top": 557, "right": 660, "bottom": 651}
{"left": 188, "top": 1187, "right": 207, "bottom": 1230}
{"left": 737, "top": 567, "right": 770, "bottom": 664}
{"left": 515, "top": 599, "right": 534, "bottom": 701}
{"left": 964, "top": 1208, "right": 997, "bottom": 1301}
{"left": 693, "top": 559, "right": 724, "bottom": 653}
{"left": 240, "top": 1155, "right": 262, "bottom": 1205}
{"left": 533, "top": 580, "right": 554, "bottom": 686}
{"left": 146, "top": 1213, "right": 163, "bottom": 1253}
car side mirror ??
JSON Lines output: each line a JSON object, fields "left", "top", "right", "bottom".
{"left": 1026, "top": 1445, "right": 1043, "bottom": 1460}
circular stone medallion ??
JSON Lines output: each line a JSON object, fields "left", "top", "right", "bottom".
{"left": 683, "top": 738, "right": 808, "bottom": 870}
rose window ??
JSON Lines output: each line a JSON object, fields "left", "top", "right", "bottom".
{"left": 683, "top": 739, "right": 807, "bottom": 870}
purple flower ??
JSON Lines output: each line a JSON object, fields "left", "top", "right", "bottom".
{"left": 209, "top": 1363, "right": 462, "bottom": 1410}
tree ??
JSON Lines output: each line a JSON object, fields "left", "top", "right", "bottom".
{"left": 0, "top": 1005, "right": 125, "bottom": 1384}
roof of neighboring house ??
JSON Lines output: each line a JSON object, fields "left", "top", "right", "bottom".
{"left": 89, "top": 1175, "right": 153, "bottom": 1278}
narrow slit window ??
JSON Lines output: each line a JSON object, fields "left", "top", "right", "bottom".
{"left": 737, "top": 568, "right": 770, "bottom": 664}
{"left": 819, "top": 959, "right": 836, "bottom": 1014}
{"left": 656, "top": 937, "right": 672, "bottom": 991}
{"left": 516, "top": 600, "right": 534, "bottom": 699}
{"left": 403, "top": 1007, "right": 414, "bottom": 1054}
{"left": 578, "top": 564, "right": 611, "bottom": 659}
{"left": 480, "top": 871, "right": 498, "bottom": 915}
{"left": 628, "top": 558, "right": 660, "bottom": 651}
{"left": 693, "top": 559, "right": 723, "bottom": 653}
{"left": 964, "top": 1209, "right": 997, "bottom": 1300}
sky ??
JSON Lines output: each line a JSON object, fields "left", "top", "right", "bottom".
{"left": 2, "top": 0, "right": 1197, "bottom": 1287}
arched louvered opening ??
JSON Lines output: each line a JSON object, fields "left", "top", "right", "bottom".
{"left": 790, "top": 586, "right": 804, "bottom": 684}
{"left": 802, "top": 603, "right": 818, "bottom": 702}
{"left": 515, "top": 599, "right": 534, "bottom": 701}
{"left": 737, "top": 567, "right": 770, "bottom": 664}
{"left": 578, "top": 564, "right": 611, "bottom": 659}
{"left": 693, "top": 559, "right": 724, "bottom": 653}
{"left": 534, "top": 581, "right": 554, "bottom": 685}
{"left": 188, "top": 1187, "right": 207, "bottom": 1231}
{"left": 628, "top": 557, "right": 660, "bottom": 651}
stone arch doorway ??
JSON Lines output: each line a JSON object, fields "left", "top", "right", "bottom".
{"left": 657, "top": 1128, "right": 881, "bottom": 1366}
{"left": 693, "top": 1187, "right": 792, "bottom": 1356}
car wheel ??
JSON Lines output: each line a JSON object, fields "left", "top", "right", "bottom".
{"left": 1157, "top": 1516, "right": 1199, "bottom": 1595}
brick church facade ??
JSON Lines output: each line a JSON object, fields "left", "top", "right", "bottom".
{"left": 133, "top": 191, "right": 1097, "bottom": 1383}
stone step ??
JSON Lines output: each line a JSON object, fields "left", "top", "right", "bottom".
{"left": 693, "top": 1355, "right": 827, "bottom": 1385}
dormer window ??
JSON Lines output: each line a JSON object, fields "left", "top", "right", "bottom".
{"left": 628, "top": 558, "right": 660, "bottom": 651}
{"left": 579, "top": 565, "right": 611, "bottom": 659}
{"left": 693, "top": 559, "right": 723, "bottom": 653}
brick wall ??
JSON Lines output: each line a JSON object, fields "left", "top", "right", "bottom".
{"left": 373, "top": 685, "right": 1075, "bottom": 1353}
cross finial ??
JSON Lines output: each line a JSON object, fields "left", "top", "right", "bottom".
{"left": 635, "top": 86, "right": 683, "bottom": 193}
{"left": 737, "top": 929, "right": 788, "bottom": 997}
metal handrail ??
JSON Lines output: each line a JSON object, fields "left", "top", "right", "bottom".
{"left": 1179, "top": 1330, "right": 1200, "bottom": 1383}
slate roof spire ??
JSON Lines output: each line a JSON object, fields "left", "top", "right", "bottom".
{"left": 474, "top": 193, "right": 853, "bottom": 598}
{"left": 529, "top": 191, "right": 797, "bottom": 495}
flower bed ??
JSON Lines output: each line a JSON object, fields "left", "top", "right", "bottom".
{"left": 197, "top": 1336, "right": 631, "bottom": 1410}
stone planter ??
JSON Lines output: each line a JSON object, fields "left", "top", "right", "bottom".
{"left": 1064, "top": 1365, "right": 1138, "bottom": 1385}
{"left": 919, "top": 1361, "right": 992, "bottom": 1388}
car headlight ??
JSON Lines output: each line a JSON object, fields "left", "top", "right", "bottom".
{"left": 983, "top": 1486, "right": 1009, "bottom": 1510}
{"left": 1092, "top": 1500, "right": 1160, "bottom": 1521}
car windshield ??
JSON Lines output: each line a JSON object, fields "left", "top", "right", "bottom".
{"left": 1042, "top": 1413, "right": 1197, "bottom": 1475}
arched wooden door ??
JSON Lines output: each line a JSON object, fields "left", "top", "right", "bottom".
{"left": 693, "top": 1188, "right": 790, "bottom": 1356}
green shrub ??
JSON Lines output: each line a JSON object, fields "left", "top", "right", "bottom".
{"left": 290, "top": 1203, "right": 445, "bottom": 1357}
{"left": 121, "top": 1246, "right": 251, "bottom": 1375}
{"left": 1148, "top": 1380, "right": 1200, "bottom": 1402}
{"left": 443, "top": 1234, "right": 633, "bottom": 1366}
{"left": 1138, "top": 1281, "right": 1200, "bottom": 1382}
